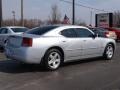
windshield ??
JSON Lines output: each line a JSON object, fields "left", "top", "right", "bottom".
{"left": 114, "top": 28, "right": 120, "bottom": 30}
{"left": 12, "top": 28, "right": 28, "bottom": 33}
{"left": 96, "top": 28, "right": 108, "bottom": 32}
{"left": 89, "top": 28, "right": 108, "bottom": 32}
{"left": 89, "top": 28, "right": 107, "bottom": 37}
{"left": 26, "top": 26, "right": 59, "bottom": 35}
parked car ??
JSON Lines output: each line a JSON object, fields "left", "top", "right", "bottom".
{"left": 5, "top": 25, "right": 116, "bottom": 70}
{"left": 89, "top": 27, "right": 117, "bottom": 40}
{"left": 105, "top": 27, "right": 120, "bottom": 41}
{"left": 0, "top": 26, "right": 28, "bottom": 52}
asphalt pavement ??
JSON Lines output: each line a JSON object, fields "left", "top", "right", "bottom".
{"left": 0, "top": 43, "right": 120, "bottom": 90}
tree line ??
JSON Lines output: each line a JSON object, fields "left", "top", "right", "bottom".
{"left": 2, "top": 4, "right": 120, "bottom": 28}
{"left": 2, "top": 4, "right": 87, "bottom": 28}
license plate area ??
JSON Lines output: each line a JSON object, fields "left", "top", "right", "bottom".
{"left": 6, "top": 47, "right": 15, "bottom": 56}
{"left": 8, "top": 37, "right": 22, "bottom": 48}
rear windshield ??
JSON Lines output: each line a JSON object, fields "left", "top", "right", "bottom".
{"left": 12, "top": 28, "right": 28, "bottom": 33}
{"left": 26, "top": 26, "right": 58, "bottom": 35}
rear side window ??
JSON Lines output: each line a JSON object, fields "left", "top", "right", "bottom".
{"left": 75, "top": 28, "right": 93, "bottom": 37}
{"left": 11, "top": 28, "right": 28, "bottom": 33}
{"left": 26, "top": 26, "right": 58, "bottom": 35}
{"left": 61, "top": 28, "right": 77, "bottom": 38}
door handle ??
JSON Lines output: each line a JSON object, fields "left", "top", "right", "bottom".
{"left": 62, "top": 41, "right": 66, "bottom": 42}
{"left": 83, "top": 40, "right": 87, "bottom": 42}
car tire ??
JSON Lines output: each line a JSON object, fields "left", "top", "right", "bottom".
{"left": 0, "top": 47, "right": 4, "bottom": 53}
{"left": 43, "top": 49, "right": 63, "bottom": 71}
{"left": 103, "top": 44, "right": 114, "bottom": 60}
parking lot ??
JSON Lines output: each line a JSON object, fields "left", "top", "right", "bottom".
{"left": 0, "top": 43, "right": 119, "bottom": 90}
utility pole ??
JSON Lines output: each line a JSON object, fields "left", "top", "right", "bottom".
{"left": 0, "top": 0, "right": 2, "bottom": 27}
{"left": 72, "top": 0, "right": 75, "bottom": 25}
{"left": 12, "top": 11, "right": 15, "bottom": 26}
{"left": 21, "top": 0, "right": 24, "bottom": 26}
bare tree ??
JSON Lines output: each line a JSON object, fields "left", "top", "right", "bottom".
{"left": 2, "top": 19, "right": 43, "bottom": 28}
{"left": 75, "top": 19, "right": 87, "bottom": 26}
{"left": 49, "top": 4, "right": 61, "bottom": 24}
{"left": 24, "top": 19, "right": 42, "bottom": 28}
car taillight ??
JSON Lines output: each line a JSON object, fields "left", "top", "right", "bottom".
{"left": 105, "top": 32, "right": 109, "bottom": 37}
{"left": 22, "top": 37, "right": 32, "bottom": 47}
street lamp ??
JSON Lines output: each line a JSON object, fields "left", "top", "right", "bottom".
{"left": 12, "top": 11, "right": 15, "bottom": 26}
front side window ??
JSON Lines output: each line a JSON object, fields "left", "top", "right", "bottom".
{"left": 61, "top": 28, "right": 77, "bottom": 38}
{"left": 75, "top": 28, "right": 93, "bottom": 38}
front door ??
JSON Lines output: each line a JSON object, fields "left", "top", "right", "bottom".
{"left": 74, "top": 28, "right": 102, "bottom": 58}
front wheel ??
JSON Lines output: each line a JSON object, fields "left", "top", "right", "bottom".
{"left": 43, "top": 49, "right": 63, "bottom": 71}
{"left": 103, "top": 44, "right": 114, "bottom": 60}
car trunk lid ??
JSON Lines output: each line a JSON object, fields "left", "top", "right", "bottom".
{"left": 7, "top": 34, "right": 41, "bottom": 48}
{"left": 7, "top": 36, "right": 23, "bottom": 48}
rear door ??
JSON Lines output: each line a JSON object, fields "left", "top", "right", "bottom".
{"left": 60, "top": 28, "right": 83, "bottom": 61}
{"left": 74, "top": 28, "right": 102, "bottom": 58}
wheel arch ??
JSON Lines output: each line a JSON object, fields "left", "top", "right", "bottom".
{"left": 45, "top": 46, "right": 64, "bottom": 60}
{"left": 103, "top": 42, "right": 115, "bottom": 55}
{"left": 103, "top": 42, "right": 115, "bottom": 60}
{"left": 106, "top": 42, "right": 115, "bottom": 50}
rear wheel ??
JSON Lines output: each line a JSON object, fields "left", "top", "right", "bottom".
{"left": 103, "top": 44, "right": 114, "bottom": 60}
{"left": 43, "top": 49, "right": 63, "bottom": 71}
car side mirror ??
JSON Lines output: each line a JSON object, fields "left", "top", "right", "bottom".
{"left": 92, "top": 34, "right": 97, "bottom": 38}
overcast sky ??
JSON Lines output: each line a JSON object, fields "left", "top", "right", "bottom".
{"left": 2, "top": 0, "right": 120, "bottom": 25}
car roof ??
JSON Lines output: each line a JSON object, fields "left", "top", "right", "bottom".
{"left": 1, "top": 26, "right": 27, "bottom": 29}
{"left": 48, "top": 24, "right": 86, "bottom": 27}
{"left": 40, "top": 24, "right": 88, "bottom": 29}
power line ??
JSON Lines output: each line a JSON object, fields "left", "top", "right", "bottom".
{"left": 60, "top": 0, "right": 109, "bottom": 12}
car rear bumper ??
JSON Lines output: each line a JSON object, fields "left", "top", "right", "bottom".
{"left": 5, "top": 46, "right": 44, "bottom": 64}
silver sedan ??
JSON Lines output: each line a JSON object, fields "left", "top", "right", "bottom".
{"left": 0, "top": 26, "right": 28, "bottom": 52}
{"left": 5, "top": 25, "right": 116, "bottom": 70}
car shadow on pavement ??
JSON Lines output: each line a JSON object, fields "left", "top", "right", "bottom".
{"left": 0, "top": 60, "right": 47, "bottom": 74}
{"left": 0, "top": 57, "right": 108, "bottom": 74}
{"left": 62, "top": 57, "right": 106, "bottom": 67}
